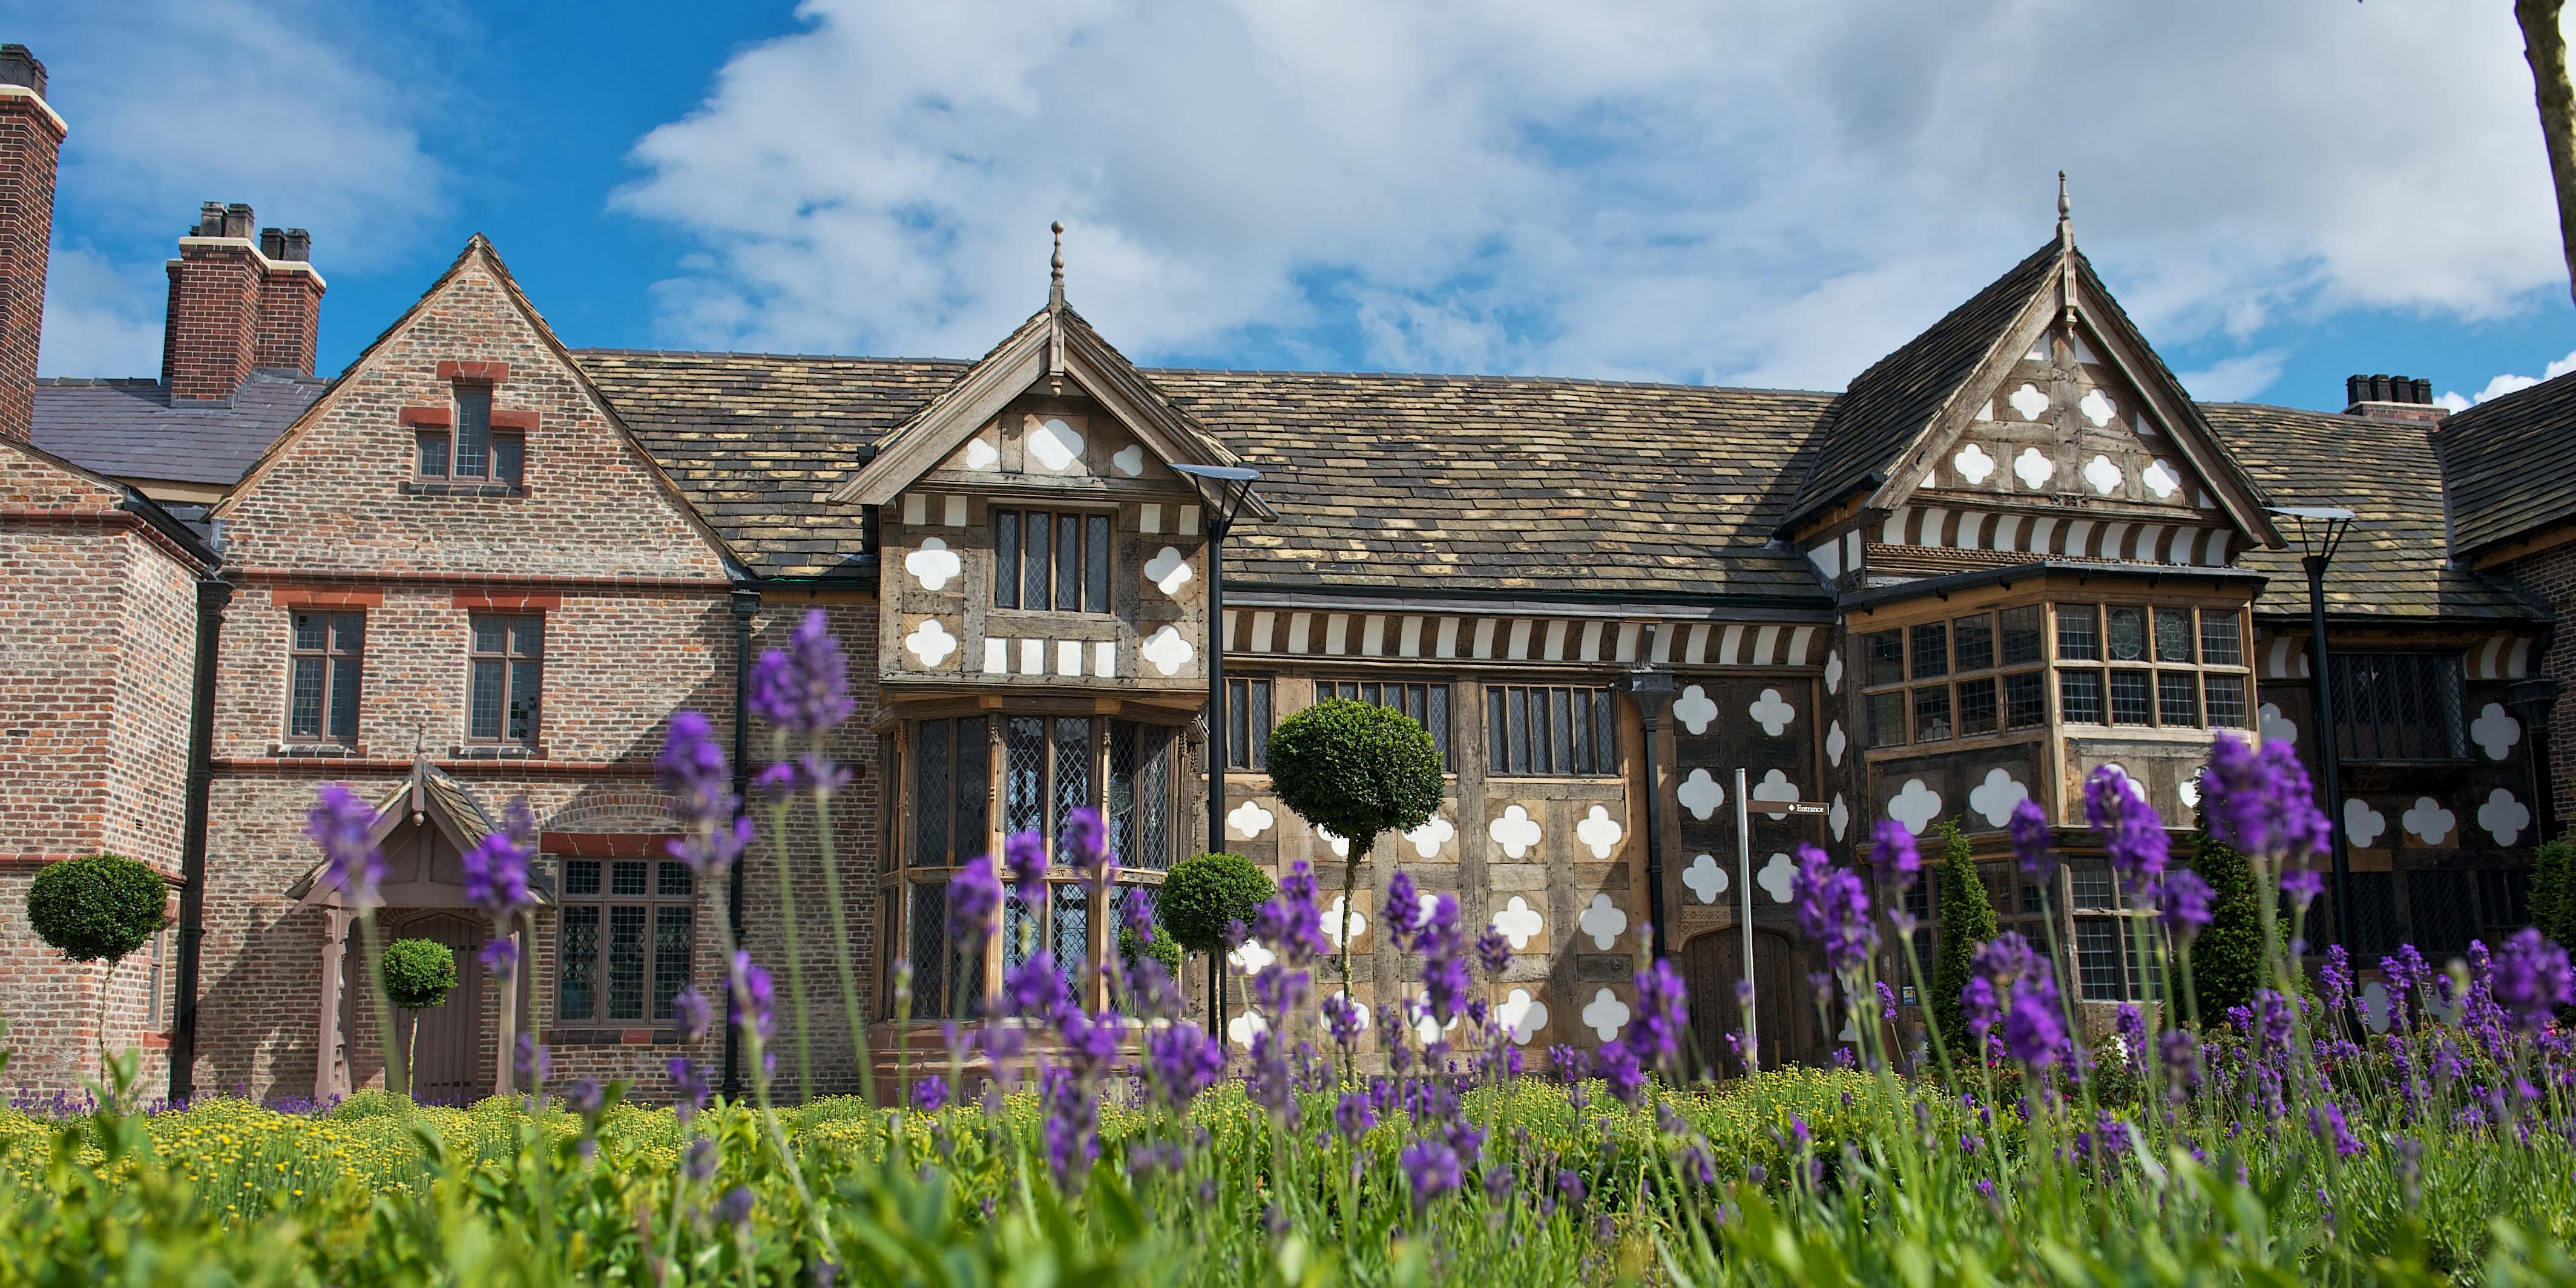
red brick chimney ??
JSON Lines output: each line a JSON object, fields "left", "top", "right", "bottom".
{"left": 2342, "top": 373, "right": 2448, "bottom": 426}
{"left": 162, "top": 202, "right": 324, "bottom": 403}
{"left": 0, "top": 44, "right": 65, "bottom": 441}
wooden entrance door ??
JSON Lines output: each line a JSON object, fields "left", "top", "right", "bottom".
{"left": 396, "top": 913, "right": 484, "bottom": 1104}
{"left": 1681, "top": 926, "right": 1814, "bottom": 1073}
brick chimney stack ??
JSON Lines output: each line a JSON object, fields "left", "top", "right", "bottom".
{"left": 2342, "top": 373, "right": 2446, "bottom": 426}
{"left": 162, "top": 202, "right": 325, "bottom": 404}
{"left": 0, "top": 44, "right": 66, "bottom": 441}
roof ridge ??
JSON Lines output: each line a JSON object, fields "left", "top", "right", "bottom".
{"left": 35, "top": 376, "right": 164, "bottom": 387}
{"left": 573, "top": 346, "right": 973, "bottom": 366}
{"left": 1147, "top": 367, "right": 1844, "bottom": 397}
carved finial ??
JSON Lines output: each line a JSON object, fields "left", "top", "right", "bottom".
{"left": 2056, "top": 171, "right": 2071, "bottom": 247}
{"left": 1049, "top": 220, "right": 1066, "bottom": 310}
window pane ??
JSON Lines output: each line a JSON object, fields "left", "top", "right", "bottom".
{"left": 1957, "top": 677, "right": 1997, "bottom": 736}
{"left": 1054, "top": 514, "right": 1082, "bottom": 612}
{"left": 508, "top": 660, "right": 543, "bottom": 743}
{"left": 1509, "top": 688, "right": 1532, "bottom": 774}
{"left": 1003, "top": 887, "right": 1040, "bottom": 974}
{"left": 2158, "top": 671, "right": 2201, "bottom": 726}
{"left": 1050, "top": 883, "right": 1089, "bottom": 991}
{"left": 2204, "top": 674, "right": 2247, "bottom": 729}
{"left": 1487, "top": 691, "right": 1508, "bottom": 774}
{"left": 1431, "top": 685, "right": 1456, "bottom": 771}
{"left": 1954, "top": 614, "right": 1994, "bottom": 672}
{"left": 2005, "top": 672, "right": 2047, "bottom": 729}
{"left": 612, "top": 861, "right": 648, "bottom": 896}
{"left": 2075, "top": 919, "right": 2125, "bottom": 1002}
{"left": 2056, "top": 605, "right": 2100, "bottom": 661}
{"left": 511, "top": 616, "right": 543, "bottom": 657}
{"left": 1023, "top": 511, "right": 1051, "bottom": 608}
{"left": 910, "top": 884, "right": 953, "bottom": 1020}
{"left": 416, "top": 432, "right": 449, "bottom": 478}
{"left": 1138, "top": 724, "right": 1171, "bottom": 872}
{"left": 2154, "top": 609, "right": 2195, "bottom": 663}
{"left": 564, "top": 860, "right": 601, "bottom": 896}
{"left": 1052, "top": 716, "right": 1092, "bottom": 840}
{"left": 293, "top": 612, "right": 327, "bottom": 652}
{"left": 994, "top": 511, "right": 1020, "bottom": 608}
{"left": 1912, "top": 686, "right": 1953, "bottom": 743}
{"left": 1592, "top": 691, "right": 1614, "bottom": 777}
{"left": 2071, "top": 866, "right": 2116, "bottom": 908}
{"left": 2000, "top": 606, "right": 2045, "bottom": 666}
{"left": 2106, "top": 606, "right": 2146, "bottom": 663}
{"left": 470, "top": 659, "right": 505, "bottom": 740}
{"left": 473, "top": 616, "right": 505, "bottom": 654}
{"left": 332, "top": 614, "right": 365, "bottom": 654}
{"left": 916, "top": 718, "right": 951, "bottom": 866}
{"left": 2200, "top": 611, "right": 2243, "bottom": 667}
{"left": 2109, "top": 670, "right": 2152, "bottom": 724}
{"left": 455, "top": 387, "right": 491, "bottom": 478}
{"left": 1251, "top": 682, "right": 1272, "bottom": 770}
{"left": 1550, "top": 688, "right": 1575, "bottom": 772}
{"left": 1910, "top": 622, "right": 1949, "bottom": 679}
{"left": 658, "top": 861, "right": 693, "bottom": 897}
{"left": 1109, "top": 718, "right": 1138, "bottom": 867}
{"left": 289, "top": 657, "right": 325, "bottom": 738}
{"left": 1005, "top": 717, "right": 1046, "bottom": 837}
{"left": 1867, "top": 691, "right": 1908, "bottom": 748}
{"left": 558, "top": 906, "right": 599, "bottom": 1020}
{"left": 956, "top": 716, "right": 989, "bottom": 855}
{"left": 1086, "top": 513, "right": 1112, "bottom": 612}
{"left": 652, "top": 905, "right": 692, "bottom": 1022}
{"left": 492, "top": 434, "right": 524, "bottom": 486}
{"left": 2060, "top": 670, "right": 2103, "bottom": 723}
{"left": 1865, "top": 631, "right": 1905, "bottom": 686}
{"left": 607, "top": 905, "right": 646, "bottom": 1020}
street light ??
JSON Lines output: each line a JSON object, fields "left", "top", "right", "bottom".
{"left": 2267, "top": 504, "right": 2359, "bottom": 953}
{"left": 1172, "top": 464, "right": 1263, "bottom": 858}
{"left": 1619, "top": 659, "right": 1677, "bottom": 961}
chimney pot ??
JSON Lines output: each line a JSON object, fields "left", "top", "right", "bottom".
{"left": 2346, "top": 375, "right": 2365, "bottom": 406}
{"left": 222, "top": 203, "right": 255, "bottom": 240}
{"left": 195, "top": 202, "right": 225, "bottom": 238}
{"left": 282, "top": 228, "right": 311, "bottom": 261}
{"left": 258, "top": 228, "right": 286, "bottom": 258}
{"left": 2410, "top": 376, "right": 2431, "bottom": 404}
{"left": 0, "top": 44, "right": 45, "bottom": 98}
{"left": 2369, "top": 374, "right": 2391, "bottom": 402}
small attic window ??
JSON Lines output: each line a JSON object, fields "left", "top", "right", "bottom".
{"left": 414, "top": 384, "right": 522, "bottom": 487}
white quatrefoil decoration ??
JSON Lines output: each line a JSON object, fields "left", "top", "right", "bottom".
{"left": 1228, "top": 938, "right": 1275, "bottom": 974}
{"left": 1967, "top": 768, "right": 2029, "bottom": 829}
{"left": 904, "top": 619, "right": 958, "bottom": 667}
{"left": 1322, "top": 897, "right": 1367, "bottom": 948}
{"left": 2083, "top": 453, "right": 2124, "bottom": 495}
{"left": 1887, "top": 778, "right": 1943, "bottom": 835}
{"left": 2178, "top": 767, "right": 2204, "bottom": 810}
{"left": 1752, "top": 769, "right": 1799, "bottom": 809}
{"left": 961, "top": 437, "right": 999, "bottom": 470}
{"left": 1228, "top": 799, "right": 1275, "bottom": 838}
{"left": 1410, "top": 995, "right": 1462, "bottom": 1044}
{"left": 1143, "top": 547, "right": 1193, "bottom": 596}
{"left": 2402, "top": 797, "right": 2455, "bottom": 846}
{"left": 1327, "top": 991, "right": 1371, "bottom": 1033}
{"left": 1497, "top": 989, "right": 1548, "bottom": 1045}
{"left": 1828, "top": 794, "right": 1850, "bottom": 841}
{"left": 1683, "top": 853, "right": 1728, "bottom": 904}
{"left": 1825, "top": 720, "right": 1847, "bottom": 767}
{"left": 1824, "top": 651, "right": 1844, "bottom": 694}
{"left": 1315, "top": 824, "right": 1351, "bottom": 858}
{"left": 1228, "top": 1007, "right": 1268, "bottom": 1048}
{"left": 1672, "top": 684, "right": 1718, "bottom": 735}
{"left": 1748, "top": 688, "right": 1795, "bottom": 736}
{"left": 2359, "top": 981, "right": 2393, "bottom": 1035}
{"left": 2143, "top": 459, "right": 2181, "bottom": 501}
{"left": 2258, "top": 703, "right": 2297, "bottom": 746}
{"left": 904, "top": 537, "right": 964, "bottom": 590}
{"left": 1111, "top": 444, "right": 1146, "bottom": 477}
{"left": 2343, "top": 798, "right": 2386, "bottom": 849}
{"left": 2013, "top": 447, "right": 2055, "bottom": 489}
{"left": 1490, "top": 896, "right": 1543, "bottom": 948}
{"left": 1582, "top": 989, "right": 1631, "bottom": 1043}
{"left": 2471, "top": 703, "right": 2521, "bottom": 761}
{"left": 1404, "top": 816, "right": 1455, "bottom": 858}
{"left": 1140, "top": 625, "right": 1194, "bottom": 676}
{"left": 1758, "top": 852, "right": 1796, "bottom": 904}
{"left": 2479, "top": 789, "right": 2531, "bottom": 846}
{"left": 2008, "top": 383, "right": 2049, "bottom": 421}
{"left": 1952, "top": 442, "right": 1996, "bottom": 485}
{"left": 1578, "top": 893, "right": 1627, "bottom": 949}
{"left": 1489, "top": 804, "right": 1542, "bottom": 858}
{"left": 1575, "top": 806, "right": 1624, "bottom": 858}
{"left": 2078, "top": 388, "right": 2117, "bottom": 427}
{"left": 1028, "top": 417, "right": 1084, "bottom": 471}
{"left": 1677, "top": 768, "right": 1726, "bottom": 820}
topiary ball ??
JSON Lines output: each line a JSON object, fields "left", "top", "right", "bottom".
{"left": 1160, "top": 852, "right": 1275, "bottom": 954}
{"left": 380, "top": 938, "right": 459, "bottom": 1012}
{"left": 1120, "top": 921, "right": 1184, "bottom": 975}
{"left": 25, "top": 853, "right": 168, "bottom": 964}
{"left": 1264, "top": 698, "right": 1445, "bottom": 854}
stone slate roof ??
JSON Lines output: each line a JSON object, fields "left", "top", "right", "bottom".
{"left": 1782, "top": 240, "right": 2060, "bottom": 530}
{"left": 32, "top": 370, "right": 326, "bottom": 485}
{"left": 2431, "top": 369, "right": 2576, "bottom": 557}
{"left": 580, "top": 349, "right": 1839, "bottom": 600}
{"left": 2205, "top": 402, "right": 2540, "bottom": 622}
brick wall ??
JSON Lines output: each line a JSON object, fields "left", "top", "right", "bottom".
{"left": 163, "top": 243, "right": 263, "bottom": 404}
{"left": 254, "top": 263, "right": 322, "bottom": 378}
{"left": 0, "top": 72, "right": 61, "bottom": 442}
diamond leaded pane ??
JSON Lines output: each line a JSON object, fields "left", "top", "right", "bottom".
{"left": 1138, "top": 724, "right": 1171, "bottom": 871}
{"left": 955, "top": 717, "right": 989, "bottom": 857}
{"left": 1052, "top": 717, "right": 1092, "bottom": 841}
{"left": 1004, "top": 886, "right": 1041, "bottom": 974}
{"left": 1109, "top": 719, "right": 1139, "bottom": 867}
{"left": 916, "top": 717, "right": 951, "bottom": 866}
{"left": 1051, "top": 882, "right": 1089, "bottom": 988}
{"left": 559, "top": 906, "right": 599, "bottom": 1020}
{"left": 909, "top": 884, "right": 952, "bottom": 1019}
{"left": 1005, "top": 717, "right": 1046, "bottom": 838}
{"left": 607, "top": 905, "right": 647, "bottom": 1020}
{"left": 652, "top": 905, "right": 692, "bottom": 1020}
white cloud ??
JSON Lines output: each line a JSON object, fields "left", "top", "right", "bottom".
{"left": 36, "top": 246, "right": 163, "bottom": 378}
{"left": 2438, "top": 347, "right": 2576, "bottom": 410}
{"left": 2179, "top": 349, "right": 2290, "bottom": 402}
{"left": 613, "top": 1, "right": 2576, "bottom": 389}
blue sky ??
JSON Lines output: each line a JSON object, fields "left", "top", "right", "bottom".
{"left": 22, "top": 0, "right": 2576, "bottom": 412}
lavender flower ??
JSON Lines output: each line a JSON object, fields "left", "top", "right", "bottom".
{"left": 2008, "top": 798, "right": 2054, "bottom": 879}
{"left": 2281, "top": 868, "right": 2324, "bottom": 913}
{"left": 1476, "top": 924, "right": 1513, "bottom": 979}
{"left": 1625, "top": 958, "right": 1689, "bottom": 1076}
{"left": 1005, "top": 953, "right": 1071, "bottom": 1021}
{"left": 2201, "top": 733, "right": 2328, "bottom": 861}
{"left": 1060, "top": 806, "right": 1113, "bottom": 881}
{"left": 461, "top": 799, "right": 536, "bottom": 918}
{"left": 1419, "top": 896, "right": 1473, "bottom": 1026}
{"left": 1593, "top": 1041, "right": 1647, "bottom": 1105}
{"left": 747, "top": 608, "right": 854, "bottom": 735}
{"left": 2492, "top": 928, "right": 2574, "bottom": 1033}
{"left": 1790, "top": 846, "right": 1876, "bottom": 975}
{"left": 1382, "top": 870, "right": 1425, "bottom": 944}
{"left": 682, "top": 1136, "right": 718, "bottom": 1183}
{"left": 1870, "top": 818, "right": 1921, "bottom": 890}
{"left": 1962, "top": 976, "right": 2000, "bottom": 1047}
{"left": 1399, "top": 1138, "right": 1463, "bottom": 1213}
{"left": 1255, "top": 859, "right": 1330, "bottom": 969}
{"left": 1040, "top": 1065, "right": 1100, "bottom": 1189}
{"left": 1334, "top": 1090, "right": 1377, "bottom": 1140}
{"left": 1142, "top": 1022, "right": 1225, "bottom": 1106}
{"left": 306, "top": 783, "right": 386, "bottom": 909}
{"left": 2002, "top": 965, "right": 2068, "bottom": 1070}
{"left": 913, "top": 1077, "right": 947, "bottom": 1112}
{"left": 672, "top": 985, "right": 714, "bottom": 1043}
{"left": 2086, "top": 766, "right": 2168, "bottom": 882}
{"left": 513, "top": 1034, "right": 550, "bottom": 1086}
{"left": 946, "top": 855, "right": 1003, "bottom": 952}
{"left": 660, "top": 712, "right": 751, "bottom": 875}
{"left": 730, "top": 951, "right": 776, "bottom": 1042}
{"left": 2155, "top": 868, "right": 2214, "bottom": 940}
{"left": 1002, "top": 830, "right": 1048, "bottom": 892}
{"left": 476, "top": 937, "right": 521, "bottom": 983}
{"left": 667, "top": 1057, "right": 712, "bottom": 1120}
{"left": 717, "top": 1186, "right": 755, "bottom": 1229}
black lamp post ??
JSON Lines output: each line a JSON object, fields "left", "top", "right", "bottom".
{"left": 1171, "top": 464, "right": 1263, "bottom": 858}
{"left": 1620, "top": 658, "right": 1677, "bottom": 961}
{"left": 2269, "top": 504, "right": 2358, "bottom": 952}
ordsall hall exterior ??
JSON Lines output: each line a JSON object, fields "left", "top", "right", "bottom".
{"left": 3, "top": 44, "right": 2572, "bottom": 1103}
